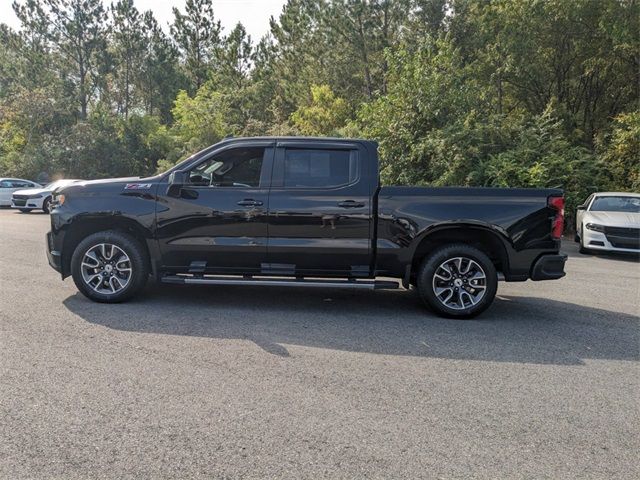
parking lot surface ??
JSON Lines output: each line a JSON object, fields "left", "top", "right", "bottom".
{"left": 0, "top": 208, "right": 638, "bottom": 479}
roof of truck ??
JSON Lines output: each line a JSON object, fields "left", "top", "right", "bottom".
{"left": 217, "top": 136, "right": 376, "bottom": 144}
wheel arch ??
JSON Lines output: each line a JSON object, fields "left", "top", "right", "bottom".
{"left": 61, "top": 215, "right": 152, "bottom": 277}
{"left": 42, "top": 195, "right": 52, "bottom": 211}
{"left": 409, "top": 224, "right": 510, "bottom": 280}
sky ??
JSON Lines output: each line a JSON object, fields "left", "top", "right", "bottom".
{"left": 0, "top": 0, "right": 288, "bottom": 41}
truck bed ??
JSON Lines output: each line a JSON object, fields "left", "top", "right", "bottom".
{"left": 375, "top": 186, "right": 563, "bottom": 280}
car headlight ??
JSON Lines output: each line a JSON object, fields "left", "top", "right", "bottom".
{"left": 28, "top": 194, "right": 43, "bottom": 199}
{"left": 585, "top": 223, "right": 605, "bottom": 232}
{"left": 54, "top": 194, "right": 65, "bottom": 206}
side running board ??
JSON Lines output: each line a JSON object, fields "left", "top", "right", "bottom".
{"left": 161, "top": 275, "right": 400, "bottom": 290}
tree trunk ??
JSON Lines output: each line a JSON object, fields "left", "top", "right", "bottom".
{"left": 356, "top": 13, "right": 373, "bottom": 98}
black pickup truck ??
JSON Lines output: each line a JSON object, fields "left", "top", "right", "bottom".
{"left": 46, "top": 137, "right": 567, "bottom": 318}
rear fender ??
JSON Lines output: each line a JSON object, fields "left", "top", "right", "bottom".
{"left": 409, "top": 222, "right": 511, "bottom": 276}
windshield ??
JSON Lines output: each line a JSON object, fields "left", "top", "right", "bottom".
{"left": 44, "top": 179, "right": 77, "bottom": 190}
{"left": 590, "top": 196, "right": 640, "bottom": 213}
{"left": 160, "top": 142, "right": 226, "bottom": 178}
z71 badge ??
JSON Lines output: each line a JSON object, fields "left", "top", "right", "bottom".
{"left": 124, "top": 183, "right": 152, "bottom": 190}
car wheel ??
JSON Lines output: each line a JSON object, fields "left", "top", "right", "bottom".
{"left": 578, "top": 225, "right": 591, "bottom": 255}
{"left": 416, "top": 244, "right": 498, "bottom": 319}
{"left": 42, "top": 196, "right": 52, "bottom": 213}
{"left": 19, "top": 209, "right": 32, "bottom": 213}
{"left": 71, "top": 230, "right": 149, "bottom": 303}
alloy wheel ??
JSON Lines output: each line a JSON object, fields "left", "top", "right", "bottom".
{"left": 80, "top": 243, "right": 132, "bottom": 294}
{"left": 431, "top": 256, "right": 487, "bottom": 310}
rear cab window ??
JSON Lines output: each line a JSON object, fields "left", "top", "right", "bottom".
{"left": 278, "top": 148, "right": 359, "bottom": 189}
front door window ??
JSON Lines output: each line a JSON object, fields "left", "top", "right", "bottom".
{"left": 187, "top": 147, "right": 265, "bottom": 188}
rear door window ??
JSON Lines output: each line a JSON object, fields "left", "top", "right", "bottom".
{"left": 281, "top": 149, "right": 358, "bottom": 188}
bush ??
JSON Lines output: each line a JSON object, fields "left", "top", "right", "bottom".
{"left": 596, "top": 111, "right": 640, "bottom": 192}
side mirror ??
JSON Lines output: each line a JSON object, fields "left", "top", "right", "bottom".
{"left": 169, "top": 170, "right": 188, "bottom": 186}
{"left": 167, "top": 170, "right": 188, "bottom": 197}
{"left": 576, "top": 205, "right": 586, "bottom": 211}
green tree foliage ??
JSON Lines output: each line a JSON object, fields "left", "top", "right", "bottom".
{"left": 597, "top": 112, "right": 640, "bottom": 192}
{"left": 8, "top": 0, "right": 57, "bottom": 92}
{"left": 478, "top": 109, "right": 599, "bottom": 218}
{"left": 358, "top": 39, "right": 485, "bottom": 185}
{"left": 210, "top": 23, "right": 256, "bottom": 130}
{"left": 0, "top": 85, "right": 75, "bottom": 178}
{"left": 214, "top": 23, "right": 253, "bottom": 90}
{"left": 139, "top": 11, "right": 185, "bottom": 123}
{"left": 0, "top": 0, "right": 637, "bottom": 233}
{"left": 44, "top": 0, "right": 108, "bottom": 119}
{"left": 170, "top": 0, "right": 222, "bottom": 91}
{"left": 291, "top": 84, "right": 350, "bottom": 135}
{"left": 447, "top": 0, "right": 639, "bottom": 144}
{"left": 322, "top": 0, "right": 412, "bottom": 98}
{"left": 109, "top": 0, "right": 145, "bottom": 119}
{"left": 170, "top": 85, "right": 230, "bottom": 155}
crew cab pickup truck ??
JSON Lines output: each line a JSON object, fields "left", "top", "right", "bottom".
{"left": 46, "top": 137, "right": 567, "bottom": 318}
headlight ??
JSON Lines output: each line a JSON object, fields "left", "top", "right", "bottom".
{"left": 585, "top": 223, "right": 605, "bottom": 232}
{"left": 54, "top": 194, "right": 65, "bottom": 206}
{"left": 28, "top": 194, "right": 43, "bottom": 199}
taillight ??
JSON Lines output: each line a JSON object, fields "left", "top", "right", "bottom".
{"left": 548, "top": 195, "right": 565, "bottom": 239}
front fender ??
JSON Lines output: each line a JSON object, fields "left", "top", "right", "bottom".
{"left": 50, "top": 190, "right": 158, "bottom": 278}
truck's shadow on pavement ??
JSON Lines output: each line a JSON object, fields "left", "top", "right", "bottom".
{"left": 63, "top": 284, "right": 639, "bottom": 365}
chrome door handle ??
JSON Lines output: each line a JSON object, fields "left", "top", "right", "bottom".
{"left": 337, "top": 200, "right": 364, "bottom": 208}
{"left": 237, "top": 199, "right": 263, "bottom": 207}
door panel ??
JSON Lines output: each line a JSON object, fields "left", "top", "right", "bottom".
{"left": 0, "top": 180, "right": 29, "bottom": 204}
{"left": 155, "top": 145, "right": 273, "bottom": 273}
{"left": 266, "top": 144, "right": 373, "bottom": 276}
{"left": 0, "top": 182, "right": 10, "bottom": 203}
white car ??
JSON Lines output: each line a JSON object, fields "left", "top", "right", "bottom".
{"left": 11, "top": 179, "right": 82, "bottom": 213}
{"left": 0, "top": 178, "right": 42, "bottom": 206}
{"left": 575, "top": 192, "right": 640, "bottom": 254}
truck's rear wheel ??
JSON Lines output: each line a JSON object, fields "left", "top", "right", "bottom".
{"left": 416, "top": 244, "right": 497, "bottom": 319}
{"left": 71, "top": 230, "right": 148, "bottom": 303}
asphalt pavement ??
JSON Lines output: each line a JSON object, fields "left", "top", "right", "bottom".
{"left": 0, "top": 208, "right": 638, "bottom": 479}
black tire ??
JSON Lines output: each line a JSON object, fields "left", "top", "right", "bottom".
{"left": 416, "top": 244, "right": 498, "bottom": 319}
{"left": 71, "top": 230, "right": 149, "bottom": 303}
{"left": 42, "top": 196, "right": 52, "bottom": 213}
{"left": 19, "top": 208, "right": 32, "bottom": 213}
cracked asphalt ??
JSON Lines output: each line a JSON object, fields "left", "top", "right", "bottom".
{"left": 0, "top": 208, "right": 638, "bottom": 479}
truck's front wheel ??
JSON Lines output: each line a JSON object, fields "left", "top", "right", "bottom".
{"left": 416, "top": 244, "right": 497, "bottom": 319}
{"left": 71, "top": 231, "right": 149, "bottom": 303}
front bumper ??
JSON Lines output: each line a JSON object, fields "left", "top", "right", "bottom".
{"left": 530, "top": 253, "right": 567, "bottom": 281}
{"left": 12, "top": 197, "right": 43, "bottom": 209}
{"left": 46, "top": 231, "right": 63, "bottom": 274}
{"left": 582, "top": 228, "right": 640, "bottom": 253}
